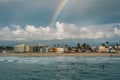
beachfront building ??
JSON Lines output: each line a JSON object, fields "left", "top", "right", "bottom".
{"left": 99, "top": 45, "right": 118, "bottom": 53}
{"left": 98, "top": 46, "right": 106, "bottom": 53}
{"left": 45, "top": 46, "right": 49, "bottom": 53}
{"left": 91, "top": 46, "right": 98, "bottom": 52}
{"left": 115, "top": 45, "right": 120, "bottom": 50}
{"left": 109, "top": 45, "right": 113, "bottom": 49}
{"left": 69, "top": 47, "right": 78, "bottom": 53}
{"left": 0, "top": 46, "right": 14, "bottom": 53}
{"left": 49, "top": 48, "right": 56, "bottom": 53}
{"left": 108, "top": 45, "right": 117, "bottom": 53}
{"left": 56, "top": 48, "right": 64, "bottom": 53}
{"left": 14, "top": 44, "right": 33, "bottom": 53}
{"left": 33, "top": 44, "right": 46, "bottom": 53}
{"left": 64, "top": 46, "right": 69, "bottom": 53}
{"left": 117, "top": 45, "right": 120, "bottom": 53}
{"left": 110, "top": 48, "right": 116, "bottom": 53}
{"left": 118, "top": 45, "right": 120, "bottom": 50}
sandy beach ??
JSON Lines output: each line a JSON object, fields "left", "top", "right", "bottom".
{"left": 0, "top": 53, "right": 120, "bottom": 57}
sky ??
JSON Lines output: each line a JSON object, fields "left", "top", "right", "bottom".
{"left": 0, "top": 0, "right": 120, "bottom": 43}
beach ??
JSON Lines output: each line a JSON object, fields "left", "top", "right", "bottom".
{"left": 0, "top": 53, "right": 120, "bottom": 57}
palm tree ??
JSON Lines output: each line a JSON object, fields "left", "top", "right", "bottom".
{"left": 86, "top": 44, "right": 91, "bottom": 51}
{"left": 65, "top": 44, "right": 68, "bottom": 47}
{"left": 57, "top": 44, "right": 60, "bottom": 48}
{"left": 77, "top": 43, "right": 81, "bottom": 48}
{"left": 53, "top": 44, "right": 56, "bottom": 48}
{"left": 81, "top": 43, "right": 87, "bottom": 52}
{"left": 116, "top": 43, "right": 119, "bottom": 50}
{"left": 101, "top": 43, "right": 105, "bottom": 46}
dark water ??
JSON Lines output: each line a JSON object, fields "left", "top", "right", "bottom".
{"left": 0, "top": 57, "right": 120, "bottom": 80}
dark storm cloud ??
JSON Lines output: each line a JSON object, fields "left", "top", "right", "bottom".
{"left": 0, "top": 0, "right": 59, "bottom": 27}
{"left": 0, "top": 0, "right": 120, "bottom": 27}
{"left": 60, "top": 0, "right": 120, "bottom": 25}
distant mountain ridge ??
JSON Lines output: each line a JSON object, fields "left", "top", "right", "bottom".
{"left": 0, "top": 38, "right": 119, "bottom": 47}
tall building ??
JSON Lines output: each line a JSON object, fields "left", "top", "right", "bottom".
{"left": 14, "top": 44, "right": 33, "bottom": 53}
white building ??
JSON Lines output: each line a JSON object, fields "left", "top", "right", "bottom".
{"left": 14, "top": 44, "right": 33, "bottom": 53}
{"left": 56, "top": 48, "right": 64, "bottom": 53}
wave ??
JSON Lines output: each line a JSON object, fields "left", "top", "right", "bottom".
{"left": 0, "top": 57, "right": 120, "bottom": 64}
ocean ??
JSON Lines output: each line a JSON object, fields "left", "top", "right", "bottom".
{"left": 0, "top": 57, "right": 120, "bottom": 80}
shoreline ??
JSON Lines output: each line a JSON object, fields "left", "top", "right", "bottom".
{"left": 0, "top": 53, "right": 120, "bottom": 57}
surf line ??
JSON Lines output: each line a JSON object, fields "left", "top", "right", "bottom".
{"left": 49, "top": 0, "right": 68, "bottom": 28}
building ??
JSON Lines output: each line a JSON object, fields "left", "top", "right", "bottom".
{"left": 110, "top": 48, "right": 116, "bottom": 53}
{"left": 56, "top": 48, "right": 64, "bottom": 53}
{"left": 64, "top": 46, "right": 69, "bottom": 53}
{"left": 105, "top": 47, "right": 110, "bottom": 53}
{"left": 116, "top": 45, "right": 120, "bottom": 50}
{"left": 0, "top": 46, "right": 14, "bottom": 53}
{"left": 91, "top": 46, "right": 98, "bottom": 52}
{"left": 69, "top": 47, "right": 77, "bottom": 53}
{"left": 49, "top": 48, "right": 56, "bottom": 53}
{"left": 45, "top": 46, "right": 49, "bottom": 53}
{"left": 98, "top": 46, "right": 106, "bottom": 53}
{"left": 14, "top": 44, "right": 33, "bottom": 53}
{"left": 33, "top": 44, "right": 45, "bottom": 53}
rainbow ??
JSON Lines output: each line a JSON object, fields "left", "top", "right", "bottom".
{"left": 50, "top": 0, "right": 68, "bottom": 27}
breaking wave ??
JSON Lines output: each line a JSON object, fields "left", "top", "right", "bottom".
{"left": 0, "top": 56, "right": 120, "bottom": 64}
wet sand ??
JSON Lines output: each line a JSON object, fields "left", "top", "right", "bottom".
{"left": 0, "top": 53, "right": 120, "bottom": 57}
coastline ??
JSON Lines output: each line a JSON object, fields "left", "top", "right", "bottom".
{"left": 0, "top": 53, "right": 120, "bottom": 57}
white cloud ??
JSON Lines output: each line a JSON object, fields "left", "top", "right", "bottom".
{"left": 0, "top": 21, "right": 120, "bottom": 41}
{"left": 114, "top": 28, "right": 120, "bottom": 36}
